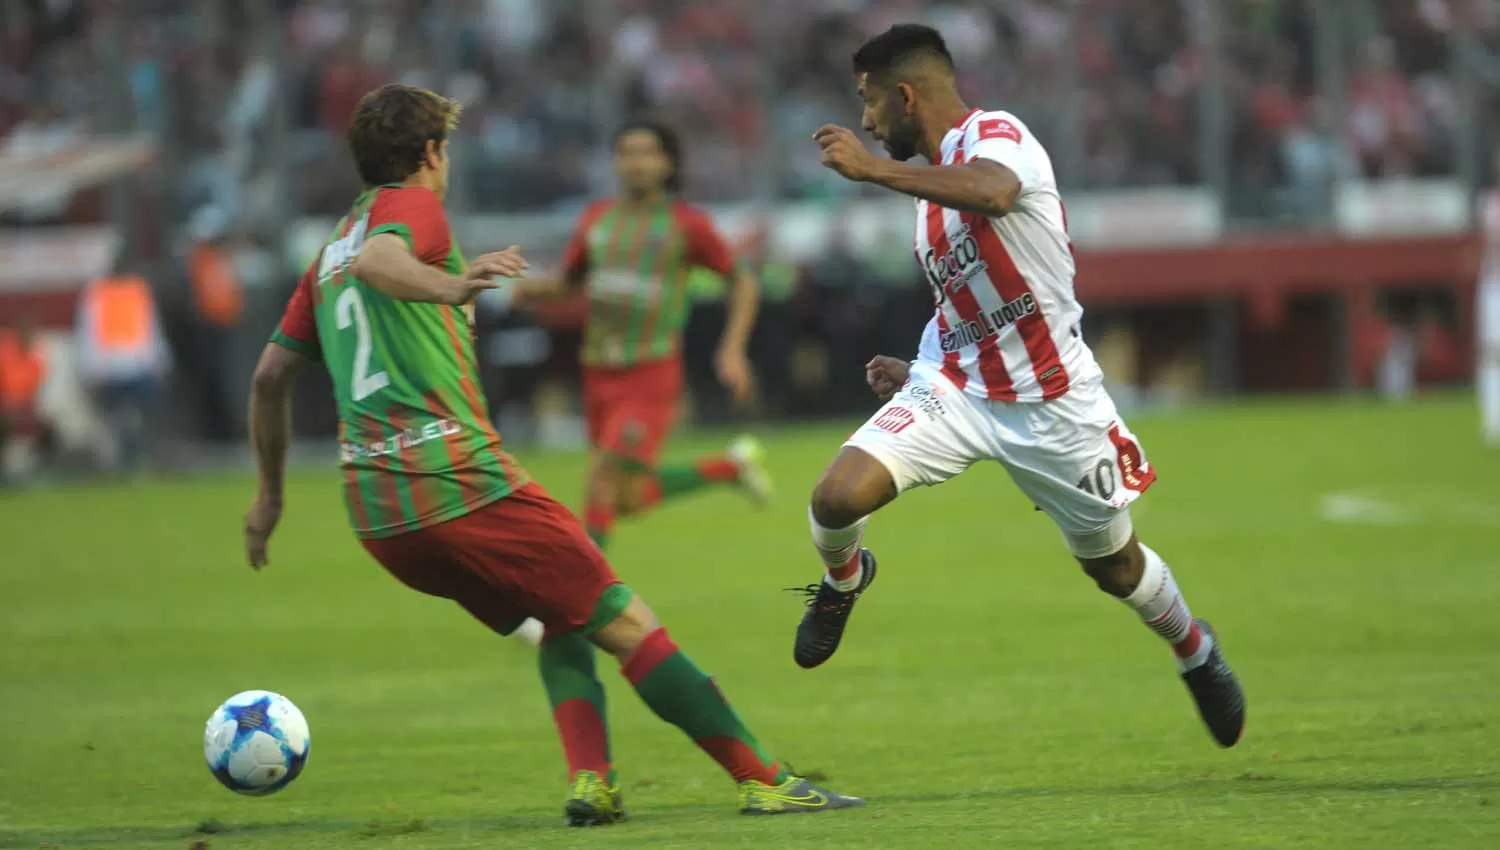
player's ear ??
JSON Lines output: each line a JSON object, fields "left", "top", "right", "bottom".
{"left": 424, "top": 138, "right": 443, "bottom": 169}
{"left": 895, "top": 82, "right": 918, "bottom": 115}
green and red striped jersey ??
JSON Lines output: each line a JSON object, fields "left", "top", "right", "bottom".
{"left": 271, "top": 184, "right": 528, "bottom": 539}
{"left": 561, "top": 198, "right": 738, "bottom": 367}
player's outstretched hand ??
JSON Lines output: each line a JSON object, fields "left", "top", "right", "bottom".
{"left": 815, "top": 124, "right": 878, "bottom": 182}
{"left": 866, "top": 355, "right": 910, "bottom": 402}
{"left": 469, "top": 245, "right": 529, "bottom": 280}
{"left": 244, "top": 493, "right": 283, "bottom": 570}
{"left": 715, "top": 344, "right": 755, "bottom": 404}
{"left": 453, "top": 246, "right": 528, "bottom": 305}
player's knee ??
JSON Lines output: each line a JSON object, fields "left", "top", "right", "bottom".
{"left": 810, "top": 478, "right": 866, "bottom": 529}
{"left": 590, "top": 595, "right": 662, "bottom": 660}
{"left": 810, "top": 449, "right": 895, "bottom": 527}
{"left": 1077, "top": 537, "right": 1145, "bottom": 599}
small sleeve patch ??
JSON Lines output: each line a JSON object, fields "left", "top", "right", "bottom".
{"left": 977, "top": 118, "right": 1022, "bottom": 144}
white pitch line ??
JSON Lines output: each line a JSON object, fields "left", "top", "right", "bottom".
{"left": 1318, "top": 491, "right": 1413, "bottom": 526}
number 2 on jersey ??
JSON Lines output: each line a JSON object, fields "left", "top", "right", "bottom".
{"left": 335, "top": 287, "right": 390, "bottom": 401}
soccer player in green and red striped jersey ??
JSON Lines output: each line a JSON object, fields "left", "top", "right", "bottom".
{"left": 242, "top": 84, "right": 860, "bottom": 824}
{"left": 515, "top": 119, "right": 772, "bottom": 555}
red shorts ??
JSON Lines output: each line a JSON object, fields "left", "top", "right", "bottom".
{"left": 360, "top": 483, "right": 631, "bottom": 637}
{"left": 583, "top": 357, "right": 682, "bottom": 465}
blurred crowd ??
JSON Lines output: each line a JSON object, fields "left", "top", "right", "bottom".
{"left": 7, "top": 0, "right": 1500, "bottom": 226}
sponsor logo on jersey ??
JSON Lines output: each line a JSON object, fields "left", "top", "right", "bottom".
{"left": 341, "top": 417, "right": 463, "bottom": 462}
{"left": 938, "top": 293, "right": 1038, "bottom": 352}
{"left": 977, "top": 117, "right": 1022, "bottom": 144}
{"left": 317, "top": 213, "right": 369, "bottom": 284}
{"left": 592, "top": 268, "right": 661, "bottom": 299}
{"left": 921, "top": 223, "right": 986, "bottom": 299}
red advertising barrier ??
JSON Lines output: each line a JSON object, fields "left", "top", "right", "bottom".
{"left": 1077, "top": 233, "right": 1479, "bottom": 390}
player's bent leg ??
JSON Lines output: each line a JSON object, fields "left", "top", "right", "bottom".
{"left": 792, "top": 447, "right": 895, "bottom": 669}
{"left": 992, "top": 378, "right": 1244, "bottom": 747}
{"left": 408, "top": 484, "right": 629, "bottom": 824}
{"left": 539, "top": 632, "right": 624, "bottom": 826}
{"left": 1066, "top": 519, "right": 1246, "bottom": 748}
{"left": 590, "top": 595, "right": 864, "bottom": 815}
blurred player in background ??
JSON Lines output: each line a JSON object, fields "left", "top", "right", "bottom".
{"left": 513, "top": 119, "right": 771, "bottom": 558}
{"left": 794, "top": 25, "right": 1246, "bottom": 749}
{"left": 1477, "top": 154, "right": 1500, "bottom": 447}
{"left": 243, "top": 84, "right": 860, "bottom": 824}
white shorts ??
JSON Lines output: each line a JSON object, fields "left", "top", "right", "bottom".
{"left": 845, "top": 361, "right": 1155, "bottom": 557}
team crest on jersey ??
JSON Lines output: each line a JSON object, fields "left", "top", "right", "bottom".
{"left": 872, "top": 406, "right": 916, "bottom": 434}
{"left": 921, "top": 223, "right": 986, "bottom": 303}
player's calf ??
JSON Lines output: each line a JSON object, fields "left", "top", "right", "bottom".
{"left": 1076, "top": 536, "right": 1146, "bottom": 599}
{"left": 1075, "top": 532, "right": 1212, "bottom": 671}
{"left": 590, "top": 594, "right": 863, "bottom": 809}
{"left": 1073, "top": 529, "right": 1246, "bottom": 747}
{"left": 791, "top": 448, "right": 896, "bottom": 669}
{"left": 807, "top": 447, "right": 896, "bottom": 585}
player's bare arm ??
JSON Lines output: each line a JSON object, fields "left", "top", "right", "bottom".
{"left": 351, "top": 235, "right": 525, "bottom": 306}
{"left": 512, "top": 270, "right": 584, "bottom": 305}
{"left": 865, "top": 355, "right": 910, "bottom": 402}
{"left": 815, "top": 124, "right": 1019, "bottom": 217}
{"left": 245, "top": 341, "right": 310, "bottom": 569}
{"left": 716, "top": 267, "right": 760, "bottom": 401}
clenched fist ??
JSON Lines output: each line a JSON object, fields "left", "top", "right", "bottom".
{"left": 866, "top": 355, "right": 910, "bottom": 402}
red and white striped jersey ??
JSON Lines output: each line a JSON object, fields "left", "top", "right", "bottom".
{"left": 913, "top": 108, "right": 1101, "bottom": 402}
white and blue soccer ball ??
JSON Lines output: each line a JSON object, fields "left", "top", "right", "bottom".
{"left": 203, "top": 690, "right": 310, "bottom": 795}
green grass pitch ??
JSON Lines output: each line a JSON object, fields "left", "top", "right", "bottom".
{"left": 3, "top": 397, "right": 1499, "bottom": 849}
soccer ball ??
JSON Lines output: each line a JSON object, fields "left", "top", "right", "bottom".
{"left": 203, "top": 690, "right": 310, "bottom": 795}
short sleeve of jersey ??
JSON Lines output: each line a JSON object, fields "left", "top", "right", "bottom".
{"left": 560, "top": 200, "right": 611, "bottom": 283}
{"left": 270, "top": 265, "right": 321, "bottom": 360}
{"left": 679, "top": 204, "right": 737, "bottom": 277}
{"left": 964, "top": 113, "right": 1044, "bottom": 196}
{"left": 367, "top": 186, "right": 451, "bottom": 266}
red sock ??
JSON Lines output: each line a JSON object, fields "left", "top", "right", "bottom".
{"left": 1171, "top": 621, "right": 1204, "bottom": 659}
{"left": 827, "top": 551, "right": 861, "bottom": 583}
{"left": 696, "top": 456, "right": 739, "bottom": 483}
{"left": 621, "top": 629, "right": 783, "bottom": 786}
{"left": 552, "top": 699, "right": 611, "bottom": 781}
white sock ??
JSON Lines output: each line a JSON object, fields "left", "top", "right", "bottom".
{"left": 1480, "top": 359, "right": 1500, "bottom": 444}
{"left": 809, "top": 506, "right": 867, "bottom": 592}
{"left": 1123, "top": 543, "right": 1213, "bottom": 671}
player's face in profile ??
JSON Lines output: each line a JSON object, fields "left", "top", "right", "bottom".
{"left": 614, "top": 130, "right": 671, "bottom": 194}
{"left": 859, "top": 74, "right": 919, "bottom": 161}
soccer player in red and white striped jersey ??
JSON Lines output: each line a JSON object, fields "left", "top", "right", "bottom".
{"left": 790, "top": 24, "right": 1246, "bottom": 750}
